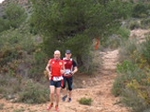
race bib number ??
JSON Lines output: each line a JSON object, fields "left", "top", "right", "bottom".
{"left": 65, "top": 69, "right": 72, "bottom": 75}
{"left": 53, "top": 76, "right": 63, "bottom": 81}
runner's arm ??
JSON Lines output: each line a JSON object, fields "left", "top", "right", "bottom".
{"left": 72, "top": 60, "right": 78, "bottom": 75}
{"left": 60, "top": 61, "right": 65, "bottom": 74}
{"left": 46, "top": 60, "right": 51, "bottom": 77}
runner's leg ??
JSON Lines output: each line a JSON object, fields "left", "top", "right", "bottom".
{"left": 56, "top": 87, "right": 61, "bottom": 105}
{"left": 68, "top": 77, "right": 73, "bottom": 102}
{"left": 47, "top": 83, "right": 55, "bottom": 110}
{"left": 50, "top": 85, "right": 55, "bottom": 103}
{"left": 62, "top": 77, "right": 68, "bottom": 101}
{"left": 55, "top": 81, "right": 62, "bottom": 111}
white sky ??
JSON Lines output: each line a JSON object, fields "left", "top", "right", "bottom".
{"left": 0, "top": 0, "right": 5, "bottom": 3}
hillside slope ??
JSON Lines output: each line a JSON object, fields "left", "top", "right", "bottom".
{"left": 0, "top": 49, "right": 130, "bottom": 112}
{"left": 1, "top": 29, "right": 149, "bottom": 112}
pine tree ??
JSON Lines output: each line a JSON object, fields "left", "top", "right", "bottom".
{"left": 31, "top": 0, "right": 132, "bottom": 70}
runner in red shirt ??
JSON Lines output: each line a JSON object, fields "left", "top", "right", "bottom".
{"left": 61, "top": 50, "right": 78, "bottom": 102}
{"left": 46, "top": 50, "right": 65, "bottom": 111}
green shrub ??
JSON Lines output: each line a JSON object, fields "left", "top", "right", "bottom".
{"left": 112, "top": 74, "right": 125, "bottom": 97}
{"left": 119, "top": 36, "right": 150, "bottom": 69}
{"left": 0, "top": 73, "right": 21, "bottom": 98}
{"left": 79, "top": 51, "right": 100, "bottom": 75}
{"left": 101, "top": 27, "right": 130, "bottom": 49}
{"left": 0, "top": 3, "right": 27, "bottom": 33}
{"left": 113, "top": 66, "right": 146, "bottom": 96}
{"left": 114, "top": 59, "right": 150, "bottom": 111}
{"left": 117, "top": 60, "right": 137, "bottom": 73}
{"left": 141, "top": 18, "right": 150, "bottom": 29}
{"left": 122, "top": 87, "right": 150, "bottom": 112}
{"left": 28, "top": 48, "right": 48, "bottom": 79}
{"left": 129, "top": 21, "right": 141, "bottom": 30}
{"left": 140, "top": 37, "right": 150, "bottom": 64}
{"left": 0, "top": 74, "right": 9, "bottom": 87}
{"left": 102, "top": 35, "right": 122, "bottom": 50}
{"left": 0, "top": 73, "right": 49, "bottom": 104}
{"left": 0, "top": 18, "right": 9, "bottom": 32}
{"left": 0, "top": 86, "right": 7, "bottom": 95}
{"left": 119, "top": 39, "right": 138, "bottom": 62}
{"left": 121, "top": 74, "right": 150, "bottom": 112}
{"left": 0, "top": 47, "right": 21, "bottom": 66}
{"left": 132, "top": 3, "right": 149, "bottom": 18}
{"left": 0, "top": 29, "right": 36, "bottom": 53}
{"left": 4, "top": 3, "right": 27, "bottom": 29}
{"left": 113, "top": 14, "right": 150, "bottom": 112}
{"left": 18, "top": 79, "right": 49, "bottom": 104}
{"left": 116, "top": 27, "right": 130, "bottom": 40}
{"left": 79, "top": 97, "right": 93, "bottom": 105}
{"left": 113, "top": 60, "right": 138, "bottom": 96}
{"left": 0, "top": 29, "right": 37, "bottom": 75}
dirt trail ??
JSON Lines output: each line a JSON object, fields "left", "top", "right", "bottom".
{"left": 0, "top": 49, "right": 131, "bottom": 112}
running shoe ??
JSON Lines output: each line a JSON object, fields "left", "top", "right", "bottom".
{"left": 55, "top": 105, "right": 59, "bottom": 112}
{"left": 68, "top": 98, "right": 72, "bottom": 102}
{"left": 62, "top": 95, "right": 67, "bottom": 101}
{"left": 47, "top": 103, "right": 53, "bottom": 110}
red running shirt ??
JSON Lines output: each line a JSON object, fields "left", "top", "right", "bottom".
{"left": 63, "top": 58, "right": 77, "bottom": 69}
{"left": 63, "top": 58, "right": 77, "bottom": 77}
{"left": 49, "top": 58, "right": 64, "bottom": 77}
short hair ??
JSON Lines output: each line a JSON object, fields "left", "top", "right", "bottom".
{"left": 54, "top": 50, "right": 60, "bottom": 54}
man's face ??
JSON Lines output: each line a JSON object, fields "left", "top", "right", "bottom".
{"left": 65, "top": 53, "right": 71, "bottom": 59}
{"left": 54, "top": 51, "right": 61, "bottom": 59}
